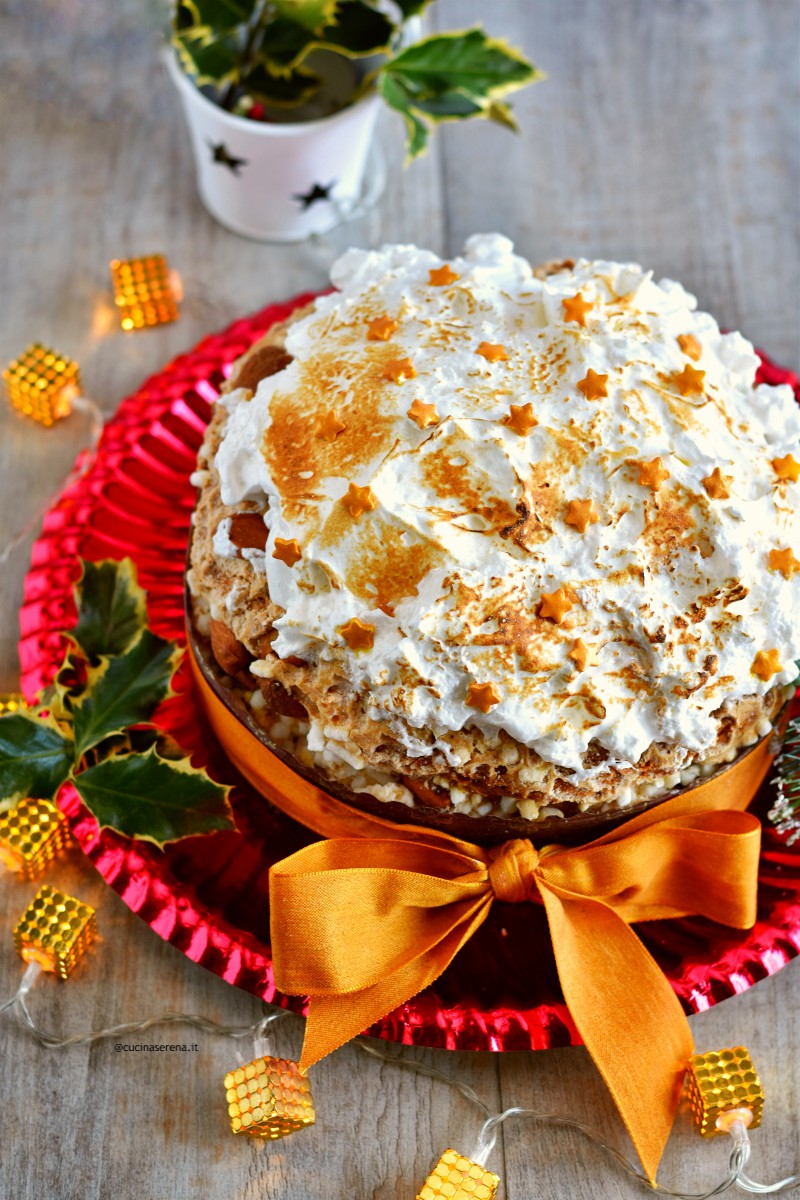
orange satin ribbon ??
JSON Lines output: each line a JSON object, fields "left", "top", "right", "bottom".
{"left": 190, "top": 646, "right": 777, "bottom": 1182}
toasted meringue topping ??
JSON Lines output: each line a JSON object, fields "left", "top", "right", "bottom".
{"left": 215, "top": 235, "right": 800, "bottom": 776}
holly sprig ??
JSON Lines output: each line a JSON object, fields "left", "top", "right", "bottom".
{"left": 172, "top": 0, "right": 541, "bottom": 159}
{"left": 0, "top": 559, "right": 234, "bottom": 848}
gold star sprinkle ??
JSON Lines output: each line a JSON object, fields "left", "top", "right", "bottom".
{"left": 636, "top": 457, "right": 671, "bottom": 492}
{"left": 702, "top": 467, "right": 732, "bottom": 500}
{"left": 342, "top": 483, "right": 377, "bottom": 520}
{"left": 366, "top": 315, "right": 398, "bottom": 342}
{"left": 562, "top": 293, "right": 593, "bottom": 327}
{"left": 315, "top": 409, "right": 345, "bottom": 443}
{"left": 429, "top": 264, "right": 460, "bottom": 287}
{"left": 677, "top": 334, "right": 702, "bottom": 361}
{"left": 576, "top": 369, "right": 609, "bottom": 401}
{"left": 564, "top": 498, "right": 600, "bottom": 533}
{"left": 476, "top": 342, "right": 509, "bottom": 362}
{"left": 407, "top": 399, "right": 439, "bottom": 429}
{"left": 673, "top": 364, "right": 706, "bottom": 397}
{"left": 466, "top": 681, "right": 501, "bottom": 713}
{"left": 272, "top": 538, "right": 302, "bottom": 567}
{"left": 768, "top": 547, "right": 800, "bottom": 579}
{"left": 339, "top": 618, "right": 375, "bottom": 652}
{"left": 772, "top": 454, "right": 800, "bottom": 482}
{"left": 502, "top": 403, "right": 538, "bottom": 436}
{"left": 538, "top": 588, "right": 575, "bottom": 624}
{"left": 383, "top": 357, "right": 417, "bottom": 384}
{"left": 752, "top": 649, "right": 781, "bottom": 681}
{"left": 568, "top": 639, "right": 598, "bottom": 672}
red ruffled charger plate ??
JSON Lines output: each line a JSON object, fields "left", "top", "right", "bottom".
{"left": 18, "top": 295, "right": 800, "bottom": 1052}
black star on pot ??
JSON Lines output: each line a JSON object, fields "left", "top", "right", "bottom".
{"left": 293, "top": 181, "right": 336, "bottom": 209}
{"left": 208, "top": 141, "right": 248, "bottom": 175}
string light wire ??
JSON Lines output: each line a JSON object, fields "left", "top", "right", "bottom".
{"left": 354, "top": 1039, "right": 800, "bottom": 1197}
{"left": 0, "top": 961, "right": 290, "bottom": 1049}
{"left": 0, "top": 392, "right": 105, "bottom": 569}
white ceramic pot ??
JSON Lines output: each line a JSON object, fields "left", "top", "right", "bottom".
{"left": 165, "top": 51, "right": 381, "bottom": 243}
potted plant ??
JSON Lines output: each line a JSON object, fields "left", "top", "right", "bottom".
{"left": 166, "top": 0, "right": 540, "bottom": 241}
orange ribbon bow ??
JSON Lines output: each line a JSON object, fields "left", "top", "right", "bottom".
{"left": 190, "top": 646, "right": 774, "bottom": 1182}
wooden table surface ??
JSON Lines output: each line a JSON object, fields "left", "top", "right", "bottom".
{"left": 1, "top": 2, "right": 799, "bottom": 1197}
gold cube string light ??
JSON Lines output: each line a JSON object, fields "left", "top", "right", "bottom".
{"left": 223, "top": 1055, "right": 315, "bottom": 1139}
{"left": 3, "top": 343, "right": 81, "bottom": 425}
{"left": 686, "top": 1047, "right": 765, "bottom": 1137}
{"left": 0, "top": 693, "right": 24, "bottom": 715}
{"left": 110, "top": 254, "right": 180, "bottom": 331}
{"left": 416, "top": 1149, "right": 500, "bottom": 1200}
{"left": 0, "top": 798, "right": 69, "bottom": 880}
{"left": 13, "top": 884, "right": 96, "bottom": 979}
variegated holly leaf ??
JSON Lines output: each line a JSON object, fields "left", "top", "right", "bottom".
{"left": 176, "top": 0, "right": 251, "bottom": 30}
{"left": 71, "top": 558, "right": 148, "bottom": 662}
{"left": 175, "top": 27, "right": 247, "bottom": 87}
{"left": 392, "top": 0, "right": 433, "bottom": 15}
{"left": 71, "top": 631, "right": 181, "bottom": 759}
{"left": 261, "top": 0, "right": 395, "bottom": 71}
{"left": 73, "top": 747, "right": 234, "bottom": 847}
{"left": 379, "top": 27, "right": 539, "bottom": 157}
{"left": 272, "top": 0, "right": 339, "bottom": 34}
{"left": 0, "top": 713, "right": 74, "bottom": 809}
{"left": 243, "top": 60, "right": 321, "bottom": 104}
{"left": 379, "top": 72, "right": 429, "bottom": 157}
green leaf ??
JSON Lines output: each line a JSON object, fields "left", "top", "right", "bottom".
{"left": 0, "top": 714, "right": 74, "bottom": 807}
{"left": 260, "top": 0, "right": 395, "bottom": 71}
{"left": 175, "top": 27, "right": 246, "bottom": 86}
{"left": 71, "top": 631, "right": 181, "bottom": 758}
{"left": 243, "top": 59, "right": 321, "bottom": 104}
{"left": 72, "top": 559, "right": 148, "bottom": 663}
{"left": 485, "top": 98, "right": 520, "bottom": 133}
{"left": 392, "top": 0, "right": 434, "bottom": 16}
{"left": 385, "top": 28, "right": 539, "bottom": 102}
{"left": 176, "top": 0, "right": 252, "bottom": 34}
{"left": 73, "top": 747, "right": 235, "bottom": 848}
{"left": 272, "top": 0, "right": 339, "bottom": 34}
{"left": 378, "top": 72, "right": 429, "bottom": 158}
{"left": 258, "top": 17, "right": 312, "bottom": 70}
{"left": 413, "top": 91, "right": 483, "bottom": 119}
{"left": 378, "top": 27, "right": 539, "bottom": 158}
{"left": 323, "top": 0, "right": 395, "bottom": 55}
